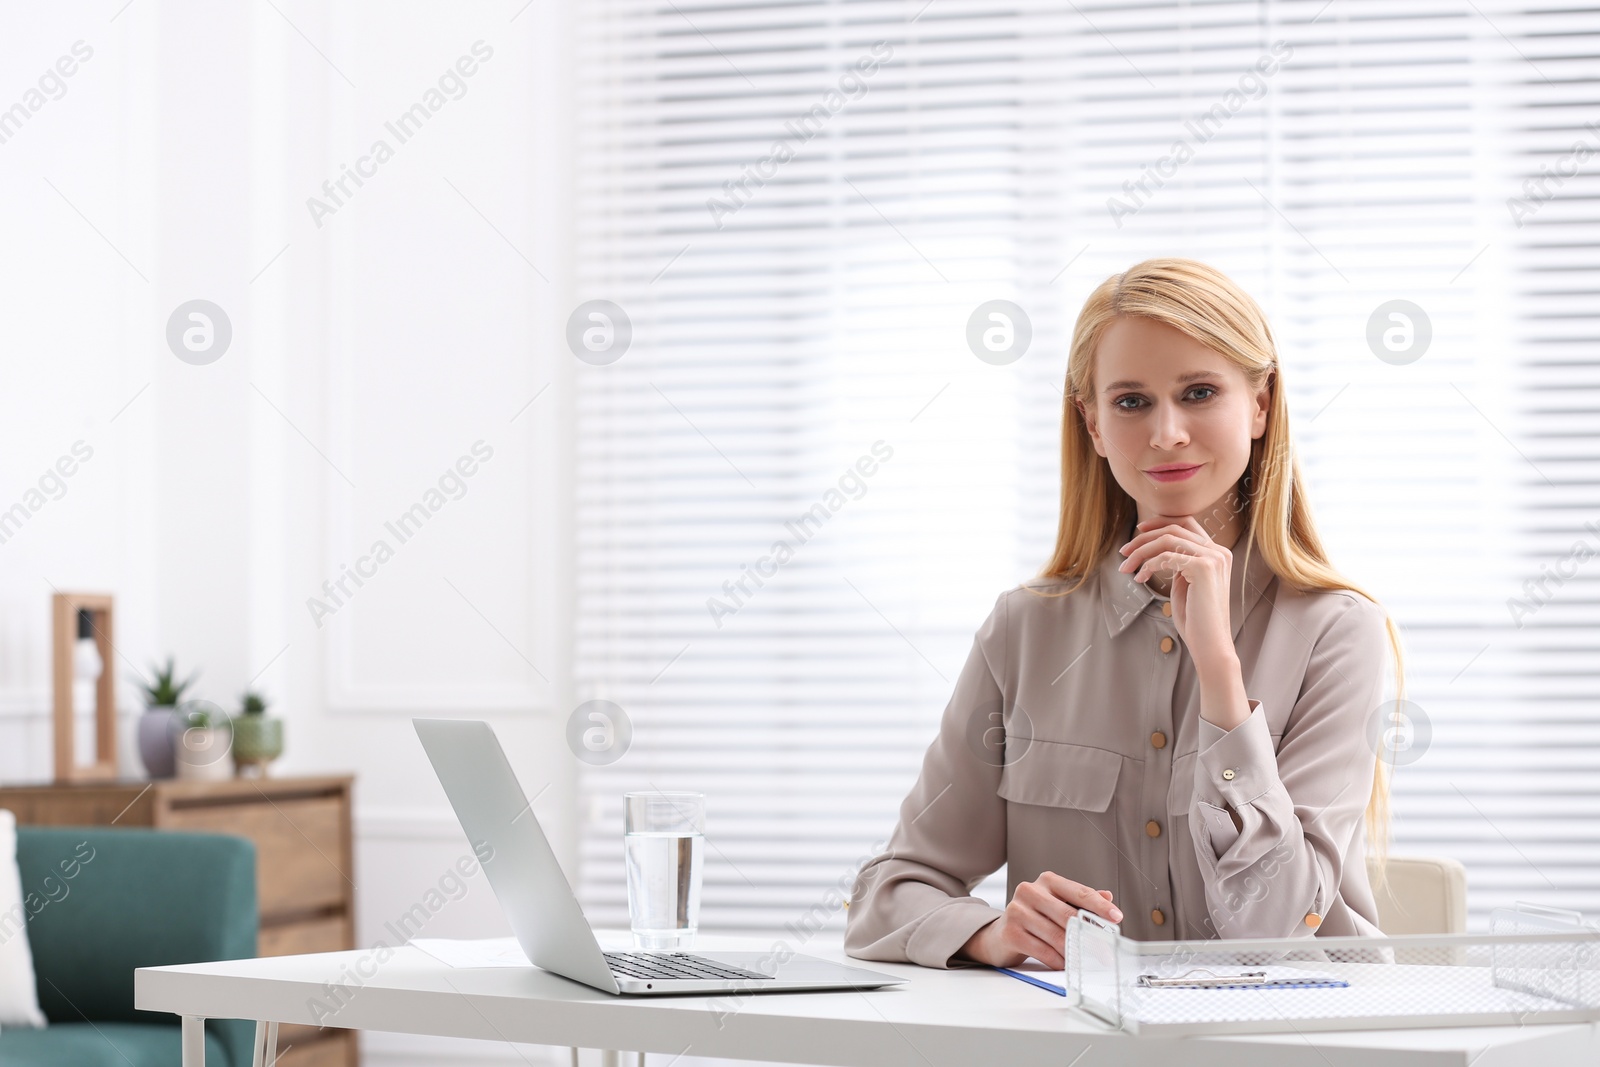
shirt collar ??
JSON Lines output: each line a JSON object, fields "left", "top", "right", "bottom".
{"left": 1098, "top": 523, "right": 1276, "bottom": 640}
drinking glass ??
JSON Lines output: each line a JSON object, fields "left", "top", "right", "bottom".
{"left": 624, "top": 791, "right": 705, "bottom": 951}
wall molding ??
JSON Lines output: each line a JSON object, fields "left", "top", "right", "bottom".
{"left": 0, "top": 691, "right": 47, "bottom": 719}
{"left": 324, "top": 681, "right": 555, "bottom": 716}
{"left": 315, "top": 153, "right": 566, "bottom": 721}
{"left": 355, "top": 806, "right": 473, "bottom": 841}
{"left": 0, "top": 697, "right": 142, "bottom": 721}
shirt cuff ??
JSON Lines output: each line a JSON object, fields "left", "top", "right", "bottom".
{"left": 905, "top": 899, "right": 1007, "bottom": 969}
{"left": 1196, "top": 698, "right": 1275, "bottom": 807}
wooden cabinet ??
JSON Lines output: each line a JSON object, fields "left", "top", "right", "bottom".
{"left": 0, "top": 776, "right": 358, "bottom": 1067}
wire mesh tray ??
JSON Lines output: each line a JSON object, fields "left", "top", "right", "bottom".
{"left": 1064, "top": 902, "right": 1600, "bottom": 1036}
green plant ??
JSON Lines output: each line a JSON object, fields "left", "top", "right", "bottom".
{"left": 140, "top": 657, "right": 198, "bottom": 707}
{"left": 184, "top": 703, "right": 214, "bottom": 729}
{"left": 240, "top": 689, "right": 269, "bottom": 716}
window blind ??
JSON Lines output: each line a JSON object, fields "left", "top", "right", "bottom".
{"left": 1399, "top": 0, "right": 1600, "bottom": 922}
{"left": 571, "top": 0, "right": 1600, "bottom": 938}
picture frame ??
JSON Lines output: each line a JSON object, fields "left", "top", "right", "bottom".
{"left": 51, "top": 591, "right": 117, "bottom": 783}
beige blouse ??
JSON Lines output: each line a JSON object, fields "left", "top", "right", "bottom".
{"left": 843, "top": 524, "right": 1390, "bottom": 968}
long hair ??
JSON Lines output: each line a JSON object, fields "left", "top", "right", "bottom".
{"left": 1032, "top": 257, "right": 1404, "bottom": 894}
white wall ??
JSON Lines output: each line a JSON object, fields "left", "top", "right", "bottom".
{"left": 0, "top": 3, "right": 578, "bottom": 1064}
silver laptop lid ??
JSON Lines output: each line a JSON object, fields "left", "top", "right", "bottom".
{"left": 413, "top": 718, "right": 620, "bottom": 993}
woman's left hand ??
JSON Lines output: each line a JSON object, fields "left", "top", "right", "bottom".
{"left": 1118, "top": 515, "right": 1235, "bottom": 672}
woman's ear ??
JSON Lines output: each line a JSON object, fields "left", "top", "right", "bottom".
{"left": 1075, "top": 395, "right": 1107, "bottom": 458}
{"left": 1250, "top": 370, "right": 1273, "bottom": 440}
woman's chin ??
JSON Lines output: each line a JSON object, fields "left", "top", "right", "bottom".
{"left": 1132, "top": 486, "right": 1206, "bottom": 516}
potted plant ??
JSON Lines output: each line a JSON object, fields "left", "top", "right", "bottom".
{"left": 174, "top": 700, "right": 232, "bottom": 781}
{"left": 137, "top": 657, "right": 198, "bottom": 779}
{"left": 231, "top": 688, "right": 284, "bottom": 777}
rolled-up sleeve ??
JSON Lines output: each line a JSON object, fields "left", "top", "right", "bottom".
{"left": 843, "top": 592, "right": 1010, "bottom": 969}
{"left": 1189, "top": 597, "right": 1389, "bottom": 938}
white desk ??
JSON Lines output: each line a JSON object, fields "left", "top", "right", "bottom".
{"left": 134, "top": 932, "right": 1600, "bottom": 1067}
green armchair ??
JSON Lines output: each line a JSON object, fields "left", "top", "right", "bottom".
{"left": 0, "top": 827, "right": 257, "bottom": 1067}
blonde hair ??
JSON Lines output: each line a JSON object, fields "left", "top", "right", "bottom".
{"left": 1032, "top": 257, "right": 1404, "bottom": 895}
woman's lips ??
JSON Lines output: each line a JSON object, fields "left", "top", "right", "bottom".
{"left": 1145, "top": 464, "right": 1201, "bottom": 483}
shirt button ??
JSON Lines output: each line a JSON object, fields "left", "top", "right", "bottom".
{"left": 1150, "top": 730, "right": 1167, "bottom": 750}
{"left": 1151, "top": 907, "right": 1166, "bottom": 926}
{"left": 1304, "top": 912, "right": 1323, "bottom": 929}
{"left": 1161, "top": 601, "right": 1172, "bottom": 617}
{"left": 1159, "top": 636, "right": 1174, "bottom": 653}
{"left": 1145, "top": 819, "right": 1162, "bottom": 838}
{"left": 1222, "top": 769, "right": 1236, "bottom": 781}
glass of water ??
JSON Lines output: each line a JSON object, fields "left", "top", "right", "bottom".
{"left": 624, "top": 791, "right": 705, "bottom": 951}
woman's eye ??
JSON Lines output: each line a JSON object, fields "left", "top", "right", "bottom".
{"left": 1112, "top": 386, "right": 1214, "bottom": 411}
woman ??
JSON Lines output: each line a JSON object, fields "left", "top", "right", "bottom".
{"left": 843, "top": 258, "right": 1405, "bottom": 971}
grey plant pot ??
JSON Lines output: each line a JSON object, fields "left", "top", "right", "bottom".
{"left": 138, "top": 705, "right": 182, "bottom": 779}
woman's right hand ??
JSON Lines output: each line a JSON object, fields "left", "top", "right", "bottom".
{"left": 957, "top": 872, "right": 1123, "bottom": 969}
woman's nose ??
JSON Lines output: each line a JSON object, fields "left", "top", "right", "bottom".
{"left": 1150, "top": 402, "right": 1190, "bottom": 449}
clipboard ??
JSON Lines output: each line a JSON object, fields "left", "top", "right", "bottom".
{"left": 996, "top": 963, "right": 1349, "bottom": 996}
{"left": 1136, "top": 967, "right": 1349, "bottom": 990}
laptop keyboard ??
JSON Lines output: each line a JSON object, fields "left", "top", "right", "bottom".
{"left": 603, "top": 951, "right": 775, "bottom": 982}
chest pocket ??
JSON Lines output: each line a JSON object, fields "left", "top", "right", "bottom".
{"left": 998, "top": 739, "right": 1122, "bottom": 811}
{"left": 1167, "top": 750, "right": 1198, "bottom": 815}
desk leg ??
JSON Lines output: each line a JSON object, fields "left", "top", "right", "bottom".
{"left": 601, "top": 1053, "right": 643, "bottom": 1067}
{"left": 182, "top": 1016, "right": 206, "bottom": 1067}
{"left": 252, "top": 1021, "right": 281, "bottom": 1067}
{"left": 571, "top": 1051, "right": 644, "bottom": 1067}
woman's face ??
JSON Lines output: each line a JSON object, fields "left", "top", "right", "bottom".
{"left": 1076, "top": 315, "right": 1272, "bottom": 535}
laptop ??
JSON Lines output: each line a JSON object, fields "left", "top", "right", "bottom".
{"left": 414, "top": 717, "right": 904, "bottom": 995}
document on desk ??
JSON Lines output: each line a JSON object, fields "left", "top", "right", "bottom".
{"left": 409, "top": 937, "right": 530, "bottom": 968}
{"left": 995, "top": 966, "right": 1069, "bottom": 996}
